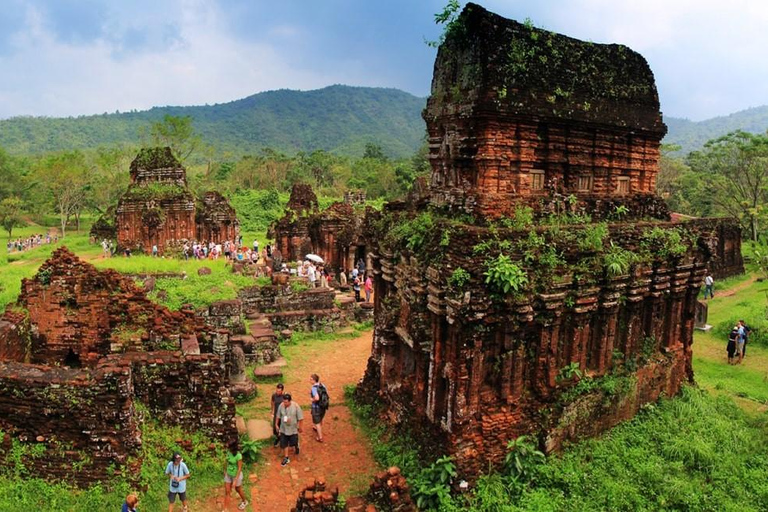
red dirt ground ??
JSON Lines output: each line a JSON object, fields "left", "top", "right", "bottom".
{"left": 202, "top": 329, "right": 379, "bottom": 512}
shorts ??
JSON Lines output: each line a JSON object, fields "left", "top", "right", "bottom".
{"left": 224, "top": 472, "right": 244, "bottom": 486}
{"left": 280, "top": 433, "right": 299, "bottom": 448}
{"left": 312, "top": 408, "right": 326, "bottom": 425}
{"left": 168, "top": 491, "right": 187, "bottom": 503}
{"left": 727, "top": 341, "right": 736, "bottom": 358}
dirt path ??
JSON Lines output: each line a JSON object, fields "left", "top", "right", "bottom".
{"left": 204, "top": 329, "right": 379, "bottom": 512}
{"left": 715, "top": 274, "right": 758, "bottom": 298}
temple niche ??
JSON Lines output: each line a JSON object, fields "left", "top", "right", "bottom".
{"left": 271, "top": 184, "right": 369, "bottom": 272}
{"left": 358, "top": 3, "right": 744, "bottom": 479}
{"left": 114, "top": 147, "right": 238, "bottom": 253}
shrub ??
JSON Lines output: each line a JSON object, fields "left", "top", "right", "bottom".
{"left": 448, "top": 267, "right": 471, "bottom": 289}
{"left": 484, "top": 254, "right": 529, "bottom": 295}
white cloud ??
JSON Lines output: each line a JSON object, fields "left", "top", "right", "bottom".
{"left": 0, "top": 0, "right": 385, "bottom": 118}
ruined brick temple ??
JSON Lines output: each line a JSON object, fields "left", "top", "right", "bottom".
{"left": 0, "top": 248, "right": 236, "bottom": 485}
{"left": 272, "top": 183, "right": 369, "bottom": 272}
{"left": 359, "top": 3, "right": 744, "bottom": 478}
{"left": 114, "top": 147, "right": 238, "bottom": 253}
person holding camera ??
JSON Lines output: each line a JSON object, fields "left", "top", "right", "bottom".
{"left": 165, "top": 452, "right": 190, "bottom": 512}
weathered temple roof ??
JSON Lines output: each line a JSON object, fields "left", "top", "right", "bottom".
{"left": 426, "top": 3, "right": 666, "bottom": 134}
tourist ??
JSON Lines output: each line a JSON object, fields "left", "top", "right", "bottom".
{"left": 276, "top": 393, "right": 303, "bottom": 467}
{"left": 727, "top": 325, "right": 738, "bottom": 365}
{"left": 124, "top": 247, "right": 132, "bottom": 258}
{"left": 223, "top": 440, "right": 249, "bottom": 511}
{"left": 339, "top": 270, "right": 347, "bottom": 287}
{"left": 122, "top": 493, "right": 139, "bottom": 512}
{"left": 739, "top": 319, "right": 751, "bottom": 359}
{"left": 266, "top": 243, "right": 273, "bottom": 259}
{"left": 253, "top": 239, "right": 259, "bottom": 254}
{"left": 364, "top": 274, "right": 373, "bottom": 302}
{"left": 101, "top": 239, "right": 109, "bottom": 258}
{"left": 353, "top": 275, "right": 361, "bottom": 302}
{"left": 183, "top": 242, "right": 190, "bottom": 260}
{"left": 165, "top": 452, "right": 190, "bottom": 512}
{"left": 703, "top": 272, "right": 714, "bottom": 299}
{"left": 737, "top": 321, "right": 746, "bottom": 364}
{"left": 357, "top": 258, "right": 366, "bottom": 276}
{"left": 271, "top": 383, "right": 285, "bottom": 447}
{"left": 308, "top": 263, "right": 317, "bottom": 288}
{"left": 152, "top": 244, "right": 159, "bottom": 257}
{"left": 309, "top": 374, "right": 328, "bottom": 443}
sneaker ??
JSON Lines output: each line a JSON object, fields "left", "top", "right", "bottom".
{"left": 238, "top": 500, "right": 249, "bottom": 510}
{"left": 281, "top": 457, "right": 290, "bottom": 466}
{"left": 295, "top": 445, "right": 300, "bottom": 455}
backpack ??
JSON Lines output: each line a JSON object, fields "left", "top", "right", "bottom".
{"left": 317, "top": 384, "right": 330, "bottom": 411}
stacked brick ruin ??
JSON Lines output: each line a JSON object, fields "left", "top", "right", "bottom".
{"left": 0, "top": 248, "right": 236, "bottom": 485}
{"left": 272, "top": 183, "right": 369, "bottom": 272}
{"left": 114, "top": 147, "right": 238, "bottom": 253}
{"left": 359, "top": 3, "right": 744, "bottom": 479}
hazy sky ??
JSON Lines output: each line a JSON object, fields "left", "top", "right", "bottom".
{"left": 0, "top": 0, "right": 766, "bottom": 121}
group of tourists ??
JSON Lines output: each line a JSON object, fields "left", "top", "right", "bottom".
{"left": 6, "top": 233, "right": 55, "bottom": 253}
{"left": 270, "top": 374, "right": 330, "bottom": 467}
{"left": 727, "top": 319, "right": 751, "bottom": 365}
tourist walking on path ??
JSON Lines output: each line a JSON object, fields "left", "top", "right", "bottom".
{"left": 122, "top": 494, "right": 139, "bottom": 512}
{"left": 223, "top": 440, "right": 249, "bottom": 510}
{"left": 270, "top": 383, "right": 285, "bottom": 447}
{"left": 276, "top": 393, "right": 303, "bottom": 467}
{"left": 364, "top": 275, "right": 373, "bottom": 303}
{"left": 310, "top": 374, "right": 329, "bottom": 443}
{"left": 165, "top": 452, "right": 190, "bottom": 512}
{"left": 704, "top": 272, "right": 714, "bottom": 299}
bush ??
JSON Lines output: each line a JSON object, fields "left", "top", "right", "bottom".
{"left": 484, "top": 254, "right": 528, "bottom": 295}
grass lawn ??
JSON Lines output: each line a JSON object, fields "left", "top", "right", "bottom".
{"left": 693, "top": 272, "right": 768, "bottom": 412}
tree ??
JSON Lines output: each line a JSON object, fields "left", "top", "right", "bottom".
{"left": 687, "top": 131, "right": 768, "bottom": 241}
{"left": 142, "top": 114, "right": 202, "bottom": 163}
{"left": 37, "top": 151, "right": 93, "bottom": 237}
{"left": 0, "top": 197, "right": 23, "bottom": 237}
{"left": 90, "top": 145, "right": 132, "bottom": 214}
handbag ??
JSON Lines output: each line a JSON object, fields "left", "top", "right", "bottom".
{"left": 171, "top": 463, "right": 180, "bottom": 488}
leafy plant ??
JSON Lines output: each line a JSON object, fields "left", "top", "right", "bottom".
{"left": 412, "top": 456, "right": 457, "bottom": 511}
{"left": 608, "top": 204, "right": 630, "bottom": 221}
{"left": 484, "top": 254, "right": 529, "bottom": 295}
{"left": 503, "top": 435, "right": 545, "bottom": 483}
{"left": 603, "top": 242, "right": 635, "bottom": 276}
{"left": 578, "top": 223, "right": 608, "bottom": 252}
{"left": 448, "top": 267, "right": 471, "bottom": 289}
{"left": 557, "top": 362, "right": 583, "bottom": 383}
{"left": 239, "top": 437, "right": 263, "bottom": 464}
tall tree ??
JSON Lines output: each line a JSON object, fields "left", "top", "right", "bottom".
{"left": 90, "top": 145, "right": 133, "bottom": 214}
{"left": 687, "top": 131, "right": 768, "bottom": 241}
{"left": 142, "top": 115, "right": 202, "bottom": 163}
{"left": 37, "top": 151, "right": 93, "bottom": 237}
{"left": 0, "top": 197, "right": 23, "bottom": 237}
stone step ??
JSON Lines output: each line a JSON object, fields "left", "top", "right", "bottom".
{"left": 253, "top": 365, "right": 283, "bottom": 380}
{"left": 236, "top": 415, "right": 247, "bottom": 435}
{"left": 246, "top": 419, "right": 273, "bottom": 441}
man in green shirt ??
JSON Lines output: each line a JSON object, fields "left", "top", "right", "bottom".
{"left": 275, "top": 393, "right": 303, "bottom": 466}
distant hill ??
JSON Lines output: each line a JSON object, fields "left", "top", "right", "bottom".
{"left": 664, "top": 106, "right": 768, "bottom": 155}
{"left": 0, "top": 85, "right": 427, "bottom": 159}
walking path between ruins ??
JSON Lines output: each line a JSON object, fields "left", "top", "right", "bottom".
{"left": 202, "top": 328, "right": 379, "bottom": 511}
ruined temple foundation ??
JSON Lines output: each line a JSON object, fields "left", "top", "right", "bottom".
{"left": 358, "top": 3, "right": 744, "bottom": 479}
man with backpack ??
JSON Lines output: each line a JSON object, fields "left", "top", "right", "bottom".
{"left": 309, "top": 374, "right": 329, "bottom": 443}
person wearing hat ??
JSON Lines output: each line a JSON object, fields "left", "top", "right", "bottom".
{"left": 165, "top": 452, "right": 190, "bottom": 512}
{"left": 275, "top": 393, "right": 303, "bottom": 467}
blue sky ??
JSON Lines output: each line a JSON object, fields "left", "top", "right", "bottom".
{"left": 1, "top": 0, "right": 766, "bottom": 121}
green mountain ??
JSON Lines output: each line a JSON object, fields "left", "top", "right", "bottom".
{"left": 664, "top": 106, "right": 768, "bottom": 155}
{"left": 0, "top": 85, "right": 427, "bottom": 159}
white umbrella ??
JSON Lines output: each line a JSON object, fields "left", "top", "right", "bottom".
{"left": 305, "top": 254, "right": 324, "bottom": 264}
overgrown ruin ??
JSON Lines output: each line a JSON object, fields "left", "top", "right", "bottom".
{"left": 108, "top": 147, "right": 239, "bottom": 253}
{"left": 358, "top": 3, "right": 744, "bottom": 478}
{"left": 0, "top": 248, "right": 236, "bottom": 485}
{"left": 272, "top": 184, "right": 369, "bottom": 272}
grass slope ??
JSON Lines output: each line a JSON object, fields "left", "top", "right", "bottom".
{"left": 0, "top": 85, "right": 427, "bottom": 159}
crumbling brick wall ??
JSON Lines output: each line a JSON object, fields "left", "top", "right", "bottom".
{"left": 272, "top": 184, "right": 367, "bottom": 271}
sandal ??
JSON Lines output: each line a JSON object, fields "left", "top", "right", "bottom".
{"left": 315, "top": 437, "right": 324, "bottom": 443}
